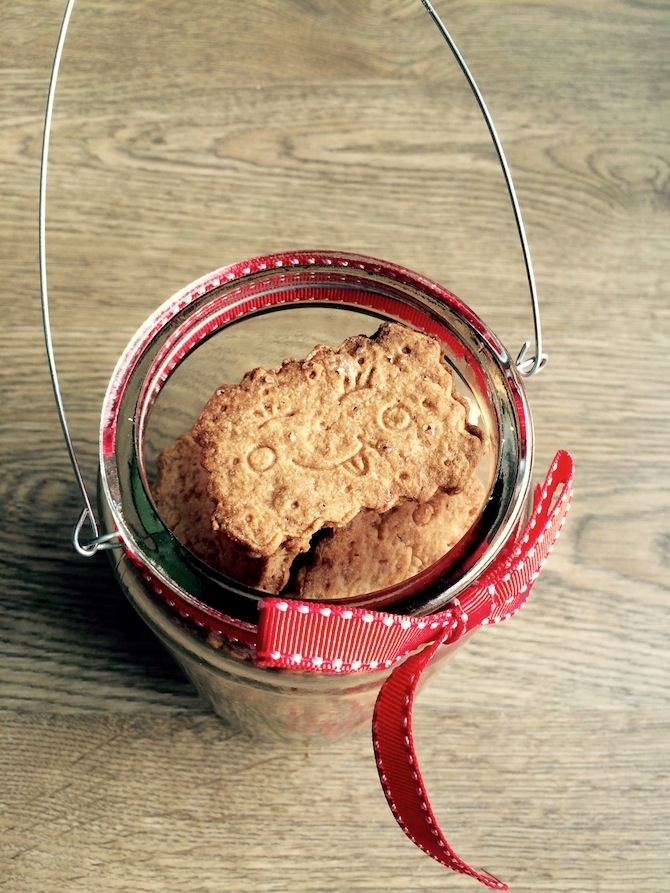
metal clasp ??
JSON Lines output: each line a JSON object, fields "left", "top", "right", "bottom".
{"left": 39, "top": 0, "right": 546, "bottom": 558}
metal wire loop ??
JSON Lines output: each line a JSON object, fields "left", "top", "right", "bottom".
{"left": 73, "top": 510, "right": 123, "bottom": 558}
{"left": 40, "top": 0, "right": 546, "bottom": 558}
{"left": 420, "top": 0, "right": 547, "bottom": 377}
{"left": 39, "top": 0, "right": 120, "bottom": 557}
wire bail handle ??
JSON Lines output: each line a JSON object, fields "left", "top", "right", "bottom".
{"left": 39, "top": 0, "right": 547, "bottom": 557}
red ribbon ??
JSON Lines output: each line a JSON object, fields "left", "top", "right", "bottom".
{"left": 258, "top": 450, "right": 574, "bottom": 889}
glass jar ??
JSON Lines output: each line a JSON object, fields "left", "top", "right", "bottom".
{"left": 98, "top": 250, "right": 533, "bottom": 742}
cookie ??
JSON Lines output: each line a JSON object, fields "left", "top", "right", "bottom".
{"left": 151, "top": 432, "right": 309, "bottom": 594}
{"left": 293, "top": 475, "right": 486, "bottom": 600}
{"left": 191, "top": 322, "right": 485, "bottom": 557}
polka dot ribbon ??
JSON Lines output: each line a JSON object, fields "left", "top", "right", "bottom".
{"left": 258, "top": 450, "right": 574, "bottom": 888}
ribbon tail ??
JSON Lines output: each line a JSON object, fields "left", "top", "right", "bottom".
{"left": 372, "top": 632, "right": 508, "bottom": 890}
{"left": 371, "top": 451, "right": 574, "bottom": 889}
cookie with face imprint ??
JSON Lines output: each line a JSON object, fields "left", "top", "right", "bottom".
{"left": 151, "top": 432, "right": 309, "bottom": 594}
{"left": 191, "top": 322, "right": 485, "bottom": 558}
{"left": 292, "top": 475, "right": 486, "bottom": 600}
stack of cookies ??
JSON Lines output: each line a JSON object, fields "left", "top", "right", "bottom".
{"left": 152, "top": 322, "right": 487, "bottom": 599}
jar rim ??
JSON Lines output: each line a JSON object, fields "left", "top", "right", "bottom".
{"left": 99, "top": 250, "right": 534, "bottom": 632}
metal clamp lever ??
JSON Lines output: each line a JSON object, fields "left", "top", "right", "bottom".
{"left": 40, "top": 0, "right": 546, "bottom": 557}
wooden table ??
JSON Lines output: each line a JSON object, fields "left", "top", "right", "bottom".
{"left": 2, "top": 2, "right": 668, "bottom": 891}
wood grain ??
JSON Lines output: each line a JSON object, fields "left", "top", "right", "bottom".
{"left": 1, "top": 1, "right": 669, "bottom": 891}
